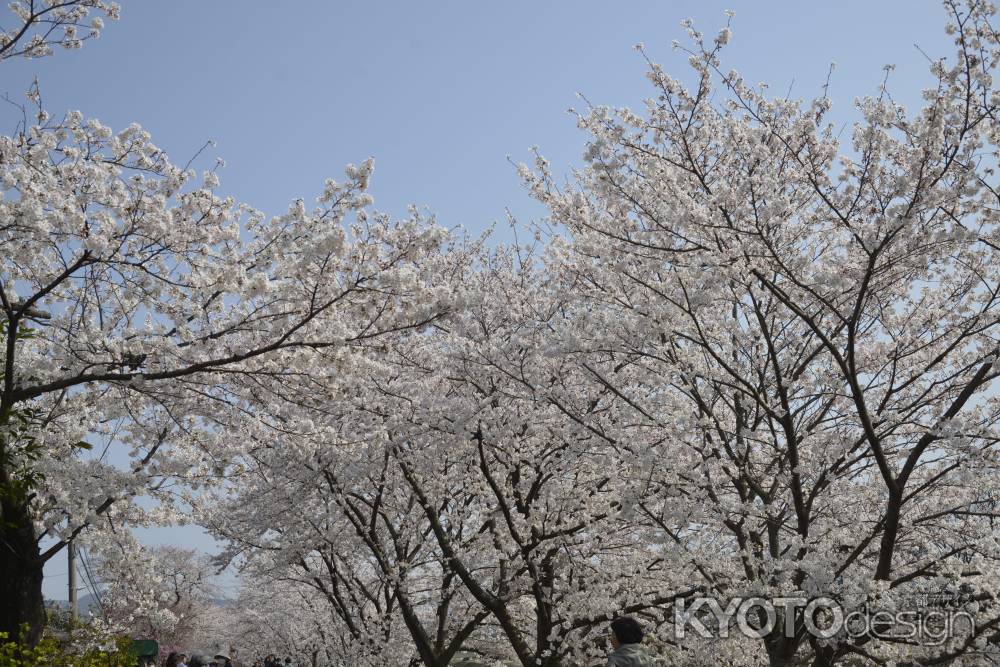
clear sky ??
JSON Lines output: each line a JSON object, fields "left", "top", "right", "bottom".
{"left": 7, "top": 0, "right": 950, "bottom": 600}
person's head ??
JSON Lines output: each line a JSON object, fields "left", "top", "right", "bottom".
{"left": 285, "top": 660, "right": 291, "bottom": 665}
{"left": 188, "top": 656, "right": 205, "bottom": 667}
{"left": 178, "top": 654, "right": 187, "bottom": 665}
{"left": 610, "top": 616, "right": 643, "bottom": 648}
{"left": 166, "top": 652, "right": 179, "bottom": 667}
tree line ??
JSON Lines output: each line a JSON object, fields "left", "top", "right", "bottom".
{"left": 4, "top": 2, "right": 1000, "bottom": 665}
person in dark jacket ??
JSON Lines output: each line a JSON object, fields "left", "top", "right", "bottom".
{"left": 607, "top": 616, "right": 656, "bottom": 666}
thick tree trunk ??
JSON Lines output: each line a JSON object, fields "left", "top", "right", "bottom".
{"left": 0, "top": 500, "right": 45, "bottom": 647}
{"left": 767, "top": 646, "right": 801, "bottom": 667}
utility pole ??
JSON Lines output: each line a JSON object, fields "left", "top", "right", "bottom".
{"left": 68, "top": 539, "right": 78, "bottom": 625}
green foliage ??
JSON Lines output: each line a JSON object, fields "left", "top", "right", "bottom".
{"left": 0, "top": 632, "right": 136, "bottom": 667}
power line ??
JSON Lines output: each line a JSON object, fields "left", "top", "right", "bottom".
{"left": 78, "top": 546, "right": 106, "bottom": 618}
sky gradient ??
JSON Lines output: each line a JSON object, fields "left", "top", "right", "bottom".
{"left": 4, "top": 0, "right": 951, "bottom": 600}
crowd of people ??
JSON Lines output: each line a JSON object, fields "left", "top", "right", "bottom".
{"left": 252, "top": 656, "right": 297, "bottom": 667}
{"left": 163, "top": 651, "right": 298, "bottom": 667}
{"left": 157, "top": 616, "right": 651, "bottom": 666}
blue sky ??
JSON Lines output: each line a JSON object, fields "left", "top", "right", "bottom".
{"left": 9, "top": 0, "right": 950, "bottom": 600}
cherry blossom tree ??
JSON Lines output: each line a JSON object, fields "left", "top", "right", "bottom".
{"left": 89, "top": 542, "right": 218, "bottom": 653}
{"left": 202, "top": 242, "right": 497, "bottom": 666}
{"left": 0, "top": 0, "right": 118, "bottom": 61}
{"left": 15, "top": 511, "right": 211, "bottom": 654}
{"left": 384, "top": 248, "right": 695, "bottom": 666}
{"left": 212, "top": 433, "right": 491, "bottom": 667}
{"left": 521, "top": 0, "right": 1000, "bottom": 664}
{"left": 209, "top": 244, "right": 711, "bottom": 666}
{"left": 220, "top": 572, "right": 378, "bottom": 667}
{"left": 0, "top": 57, "right": 458, "bottom": 650}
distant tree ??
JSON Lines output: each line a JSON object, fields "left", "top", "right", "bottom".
{"left": 90, "top": 542, "right": 217, "bottom": 650}
{"left": 212, "top": 246, "right": 706, "bottom": 666}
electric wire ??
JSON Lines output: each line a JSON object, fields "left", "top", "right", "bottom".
{"left": 77, "top": 546, "right": 107, "bottom": 618}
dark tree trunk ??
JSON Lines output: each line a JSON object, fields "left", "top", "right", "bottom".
{"left": 766, "top": 639, "right": 798, "bottom": 667}
{"left": 809, "top": 642, "right": 838, "bottom": 667}
{"left": 0, "top": 499, "right": 45, "bottom": 647}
